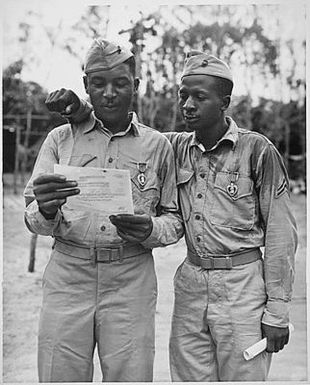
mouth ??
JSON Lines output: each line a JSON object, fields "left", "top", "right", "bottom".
{"left": 184, "top": 114, "right": 200, "bottom": 123}
{"left": 103, "top": 105, "right": 119, "bottom": 110}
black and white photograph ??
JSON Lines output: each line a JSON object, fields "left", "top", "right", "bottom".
{"left": 2, "top": 0, "right": 308, "bottom": 383}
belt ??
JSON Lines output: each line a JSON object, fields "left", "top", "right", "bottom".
{"left": 187, "top": 248, "right": 262, "bottom": 270}
{"left": 53, "top": 238, "right": 148, "bottom": 265}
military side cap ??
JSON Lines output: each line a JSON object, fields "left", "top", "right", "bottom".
{"left": 181, "top": 51, "right": 233, "bottom": 84}
{"left": 84, "top": 38, "right": 133, "bottom": 74}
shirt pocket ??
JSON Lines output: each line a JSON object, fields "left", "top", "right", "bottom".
{"left": 57, "top": 207, "right": 92, "bottom": 242}
{"left": 177, "top": 168, "right": 195, "bottom": 222}
{"left": 210, "top": 171, "right": 255, "bottom": 230}
{"left": 129, "top": 166, "right": 161, "bottom": 214}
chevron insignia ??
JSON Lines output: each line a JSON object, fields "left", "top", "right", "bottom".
{"left": 275, "top": 178, "right": 288, "bottom": 198}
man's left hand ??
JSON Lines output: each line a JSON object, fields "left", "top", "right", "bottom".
{"left": 262, "top": 323, "right": 290, "bottom": 353}
{"left": 109, "top": 214, "right": 153, "bottom": 243}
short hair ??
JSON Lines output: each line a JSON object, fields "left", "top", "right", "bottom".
{"left": 212, "top": 76, "right": 233, "bottom": 98}
{"left": 123, "top": 56, "right": 136, "bottom": 78}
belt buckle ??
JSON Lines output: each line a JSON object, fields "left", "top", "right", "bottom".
{"left": 95, "top": 247, "right": 110, "bottom": 263}
{"left": 109, "top": 245, "right": 124, "bottom": 263}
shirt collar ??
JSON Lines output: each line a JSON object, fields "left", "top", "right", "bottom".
{"left": 82, "top": 111, "right": 140, "bottom": 137}
{"left": 189, "top": 116, "right": 239, "bottom": 152}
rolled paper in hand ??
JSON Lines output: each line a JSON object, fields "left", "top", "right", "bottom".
{"left": 243, "top": 323, "right": 294, "bottom": 361}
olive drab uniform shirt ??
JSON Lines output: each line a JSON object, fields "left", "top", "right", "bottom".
{"left": 24, "top": 112, "right": 184, "bottom": 249}
{"left": 166, "top": 116, "right": 298, "bottom": 328}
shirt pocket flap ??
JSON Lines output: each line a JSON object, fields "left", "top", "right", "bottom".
{"left": 214, "top": 172, "right": 253, "bottom": 200}
{"left": 62, "top": 154, "right": 97, "bottom": 167}
{"left": 177, "top": 168, "right": 194, "bottom": 186}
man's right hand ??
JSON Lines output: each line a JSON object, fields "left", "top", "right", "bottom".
{"left": 33, "top": 174, "right": 80, "bottom": 219}
{"left": 45, "top": 88, "right": 81, "bottom": 115}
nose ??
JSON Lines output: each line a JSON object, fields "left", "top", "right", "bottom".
{"left": 103, "top": 83, "right": 116, "bottom": 100}
{"left": 183, "top": 96, "right": 196, "bottom": 112}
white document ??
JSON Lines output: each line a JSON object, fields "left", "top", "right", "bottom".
{"left": 54, "top": 164, "right": 134, "bottom": 215}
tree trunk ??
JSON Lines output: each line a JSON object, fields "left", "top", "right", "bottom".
{"left": 13, "top": 123, "right": 21, "bottom": 195}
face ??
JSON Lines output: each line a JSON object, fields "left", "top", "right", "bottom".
{"left": 84, "top": 63, "right": 139, "bottom": 130}
{"left": 178, "top": 75, "right": 228, "bottom": 133}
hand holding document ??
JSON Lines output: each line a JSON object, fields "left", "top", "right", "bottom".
{"left": 54, "top": 164, "right": 134, "bottom": 215}
{"left": 243, "top": 323, "right": 294, "bottom": 360}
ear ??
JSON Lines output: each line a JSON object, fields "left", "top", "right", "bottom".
{"left": 133, "top": 78, "right": 140, "bottom": 94}
{"left": 221, "top": 95, "right": 231, "bottom": 111}
{"left": 83, "top": 75, "right": 89, "bottom": 95}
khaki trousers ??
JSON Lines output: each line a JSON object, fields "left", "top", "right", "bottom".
{"left": 38, "top": 249, "right": 157, "bottom": 382}
{"left": 169, "top": 258, "right": 272, "bottom": 382}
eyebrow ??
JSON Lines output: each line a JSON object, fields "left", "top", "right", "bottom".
{"left": 179, "top": 86, "right": 209, "bottom": 94}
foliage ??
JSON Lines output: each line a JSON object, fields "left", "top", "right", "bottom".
{"left": 3, "top": 60, "right": 47, "bottom": 116}
{"left": 3, "top": 60, "right": 66, "bottom": 172}
{"left": 3, "top": 4, "right": 306, "bottom": 181}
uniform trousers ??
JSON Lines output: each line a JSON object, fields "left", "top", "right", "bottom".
{"left": 38, "top": 248, "right": 157, "bottom": 382}
{"left": 169, "top": 257, "right": 272, "bottom": 382}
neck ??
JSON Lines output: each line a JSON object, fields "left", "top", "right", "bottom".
{"left": 196, "top": 117, "right": 229, "bottom": 150}
{"left": 99, "top": 113, "right": 132, "bottom": 135}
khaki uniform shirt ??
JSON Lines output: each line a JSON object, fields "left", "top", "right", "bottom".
{"left": 24, "top": 112, "right": 183, "bottom": 249}
{"left": 166, "top": 117, "right": 298, "bottom": 327}
{"left": 64, "top": 101, "right": 298, "bottom": 328}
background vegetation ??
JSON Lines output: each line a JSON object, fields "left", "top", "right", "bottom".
{"left": 2, "top": 4, "right": 306, "bottom": 186}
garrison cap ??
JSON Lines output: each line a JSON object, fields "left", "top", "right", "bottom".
{"left": 181, "top": 51, "right": 233, "bottom": 84}
{"left": 84, "top": 38, "right": 134, "bottom": 74}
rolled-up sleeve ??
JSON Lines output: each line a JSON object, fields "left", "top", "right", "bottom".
{"left": 255, "top": 142, "right": 298, "bottom": 327}
{"left": 24, "top": 130, "right": 62, "bottom": 235}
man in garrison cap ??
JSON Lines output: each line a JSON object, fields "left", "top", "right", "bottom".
{"left": 44, "top": 49, "right": 297, "bottom": 382}
{"left": 24, "top": 38, "right": 184, "bottom": 382}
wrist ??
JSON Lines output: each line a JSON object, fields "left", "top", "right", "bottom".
{"left": 39, "top": 207, "right": 57, "bottom": 220}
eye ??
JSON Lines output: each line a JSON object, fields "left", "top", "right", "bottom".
{"left": 196, "top": 93, "right": 207, "bottom": 100}
{"left": 115, "top": 78, "right": 130, "bottom": 87}
{"left": 91, "top": 79, "right": 105, "bottom": 87}
{"left": 178, "top": 92, "right": 188, "bottom": 101}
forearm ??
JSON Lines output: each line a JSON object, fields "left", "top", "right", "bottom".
{"left": 257, "top": 147, "right": 298, "bottom": 327}
{"left": 262, "top": 200, "right": 297, "bottom": 327}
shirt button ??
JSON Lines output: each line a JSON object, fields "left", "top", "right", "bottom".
{"left": 108, "top": 157, "right": 113, "bottom": 163}
{"left": 197, "top": 193, "right": 203, "bottom": 199}
{"left": 200, "top": 173, "right": 205, "bottom": 178}
{"left": 100, "top": 225, "right": 106, "bottom": 231}
{"left": 196, "top": 236, "right": 201, "bottom": 242}
{"left": 195, "top": 214, "right": 201, "bottom": 220}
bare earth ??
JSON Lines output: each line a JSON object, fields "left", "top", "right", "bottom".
{"left": 2, "top": 177, "right": 307, "bottom": 382}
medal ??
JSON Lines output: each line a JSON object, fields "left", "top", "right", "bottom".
{"left": 137, "top": 162, "right": 147, "bottom": 188}
{"left": 226, "top": 172, "right": 239, "bottom": 197}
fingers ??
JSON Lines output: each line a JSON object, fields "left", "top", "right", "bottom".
{"left": 33, "top": 174, "right": 67, "bottom": 185}
{"left": 36, "top": 188, "right": 80, "bottom": 203}
{"left": 262, "top": 324, "right": 290, "bottom": 353}
{"left": 110, "top": 214, "right": 149, "bottom": 224}
{"left": 34, "top": 180, "right": 78, "bottom": 195}
{"left": 45, "top": 88, "right": 80, "bottom": 114}
{"left": 109, "top": 214, "right": 153, "bottom": 242}
{"left": 116, "top": 228, "right": 141, "bottom": 243}
{"left": 33, "top": 173, "right": 79, "bottom": 216}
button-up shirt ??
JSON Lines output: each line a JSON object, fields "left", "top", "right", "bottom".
{"left": 166, "top": 117, "right": 298, "bottom": 327}
{"left": 65, "top": 101, "right": 298, "bottom": 328}
{"left": 24, "top": 112, "right": 183, "bottom": 249}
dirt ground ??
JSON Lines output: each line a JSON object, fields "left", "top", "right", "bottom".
{"left": 2, "top": 175, "right": 308, "bottom": 383}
